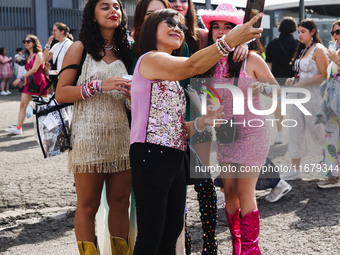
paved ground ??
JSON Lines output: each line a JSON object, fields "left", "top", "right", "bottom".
{"left": 1, "top": 90, "right": 340, "bottom": 254}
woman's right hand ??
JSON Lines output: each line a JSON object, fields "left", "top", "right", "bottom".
{"left": 48, "top": 35, "right": 54, "bottom": 45}
{"left": 101, "top": 77, "right": 131, "bottom": 95}
{"left": 225, "top": 13, "right": 263, "bottom": 49}
{"left": 285, "top": 77, "right": 295, "bottom": 87}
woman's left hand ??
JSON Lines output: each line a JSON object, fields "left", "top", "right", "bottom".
{"left": 327, "top": 49, "right": 340, "bottom": 64}
{"left": 233, "top": 44, "right": 249, "bottom": 62}
{"left": 251, "top": 81, "right": 264, "bottom": 96}
{"left": 12, "top": 78, "right": 22, "bottom": 87}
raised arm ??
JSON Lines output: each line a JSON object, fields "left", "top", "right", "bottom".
{"left": 140, "top": 13, "right": 263, "bottom": 81}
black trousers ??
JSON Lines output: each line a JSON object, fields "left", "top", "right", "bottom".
{"left": 130, "top": 143, "right": 186, "bottom": 255}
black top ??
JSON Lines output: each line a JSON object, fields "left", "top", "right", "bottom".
{"left": 266, "top": 34, "right": 299, "bottom": 79}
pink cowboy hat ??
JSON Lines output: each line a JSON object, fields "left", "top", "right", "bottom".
{"left": 198, "top": 3, "right": 245, "bottom": 30}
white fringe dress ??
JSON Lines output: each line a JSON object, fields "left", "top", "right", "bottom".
{"left": 68, "top": 54, "right": 130, "bottom": 173}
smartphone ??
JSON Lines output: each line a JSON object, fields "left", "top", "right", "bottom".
{"left": 243, "top": 0, "right": 265, "bottom": 28}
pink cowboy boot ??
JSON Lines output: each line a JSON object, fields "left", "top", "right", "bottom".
{"left": 240, "top": 210, "right": 261, "bottom": 255}
{"left": 225, "top": 206, "right": 241, "bottom": 255}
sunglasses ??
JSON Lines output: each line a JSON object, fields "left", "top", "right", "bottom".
{"left": 168, "top": 0, "right": 188, "bottom": 2}
{"left": 23, "top": 39, "right": 33, "bottom": 44}
{"left": 163, "top": 17, "right": 188, "bottom": 33}
{"left": 331, "top": 29, "right": 340, "bottom": 36}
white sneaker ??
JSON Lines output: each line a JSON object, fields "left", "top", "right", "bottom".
{"left": 0, "top": 91, "right": 9, "bottom": 96}
{"left": 265, "top": 180, "right": 292, "bottom": 202}
{"left": 281, "top": 167, "right": 302, "bottom": 181}
{"left": 6, "top": 90, "right": 12, "bottom": 95}
{"left": 5, "top": 126, "right": 22, "bottom": 135}
{"left": 216, "top": 190, "right": 225, "bottom": 209}
{"left": 274, "top": 132, "right": 283, "bottom": 144}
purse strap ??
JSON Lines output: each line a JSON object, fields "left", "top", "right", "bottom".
{"left": 38, "top": 46, "right": 87, "bottom": 97}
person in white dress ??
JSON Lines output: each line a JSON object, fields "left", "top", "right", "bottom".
{"left": 283, "top": 18, "right": 329, "bottom": 181}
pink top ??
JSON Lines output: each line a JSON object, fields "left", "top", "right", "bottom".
{"left": 130, "top": 52, "right": 187, "bottom": 151}
{"left": 0, "top": 55, "right": 13, "bottom": 79}
{"left": 22, "top": 54, "right": 48, "bottom": 96}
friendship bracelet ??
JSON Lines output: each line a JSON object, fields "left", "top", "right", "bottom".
{"left": 80, "top": 86, "right": 87, "bottom": 100}
{"left": 98, "top": 80, "right": 102, "bottom": 93}
{"left": 193, "top": 117, "right": 205, "bottom": 133}
{"left": 215, "top": 39, "right": 229, "bottom": 57}
{"left": 220, "top": 35, "right": 235, "bottom": 52}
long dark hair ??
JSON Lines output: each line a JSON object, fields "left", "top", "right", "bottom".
{"left": 23, "top": 34, "right": 43, "bottom": 56}
{"left": 292, "top": 18, "right": 322, "bottom": 64}
{"left": 184, "top": 0, "right": 199, "bottom": 54}
{"left": 132, "top": 0, "right": 171, "bottom": 56}
{"left": 206, "top": 21, "right": 238, "bottom": 78}
{"left": 139, "top": 9, "right": 185, "bottom": 56}
{"left": 78, "top": 0, "right": 131, "bottom": 69}
{"left": 0, "top": 47, "right": 5, "bottom": 56}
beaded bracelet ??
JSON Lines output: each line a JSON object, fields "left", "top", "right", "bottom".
{"left": 220, "top": 35, "right": 235, "bottom": 52}
{"left": 20, "top": 76, "right": 25, "bottom": 81}
{"left": 193, "top": 117, "right": 205, "bottom": 133}
{"left": 215, "top": 40, "right": 229, "bottom": 57}
{"left": 80, "top": 80, "right": 104, "bottom": 100}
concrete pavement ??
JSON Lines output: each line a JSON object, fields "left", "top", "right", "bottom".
{"left": 1, "top": 90, "right": 340, "bottom": 254}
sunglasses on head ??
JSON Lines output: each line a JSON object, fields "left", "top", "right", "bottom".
{"left": 168, "top": 0, "right": 188, "bottom": 2}
{"left": 331, "top": 29, "right": 340, "bottom": 36}
{"left": 23, "top": 39, "right": 32, "bottom": 44}
{"left": 163, "top": 17, "right": 188, "bottom": 33}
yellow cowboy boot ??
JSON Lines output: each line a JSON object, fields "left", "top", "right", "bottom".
{"left": 110, "top": 236, "right": 130, "bottom": 255}
{"left": 77, "top": 240, "right": 101, "bottom": 255}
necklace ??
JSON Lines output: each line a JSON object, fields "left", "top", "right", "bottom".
{"left": 104, "top": 43, "right": 114, "bottom": 51}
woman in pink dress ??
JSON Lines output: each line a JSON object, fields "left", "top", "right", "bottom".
{"left": 5, "top": 34, "right": 47, "bottom": 135}
{"left": 200, "top": 4, "right": 280, "bottom": 254}
{"left": 0, "top": 47, "right": 13, "bottom": 95}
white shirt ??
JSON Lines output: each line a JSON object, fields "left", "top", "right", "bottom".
{"left": 50, "top": 38, "right": 73, "bottom": 71}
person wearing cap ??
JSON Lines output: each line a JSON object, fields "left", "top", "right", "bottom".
{"left": 199, "top": 3, "right": 280, "bottom": 254}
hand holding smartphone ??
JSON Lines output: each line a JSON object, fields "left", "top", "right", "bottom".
{"left": 243, "top": 0, "right": 265, "bottom": 28}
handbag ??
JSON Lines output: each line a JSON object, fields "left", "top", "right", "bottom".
{"left": 185, "top": 144, "right": 211, "bottom": 185}
{"left": 214, "top": 61, "right": 242, "bottom": 144}
{"left": 215, "top": 117, "right": 239, "bottom": 143}
{"left": 33, "top": 47, "right": 87, "bottom": 158}
{"left": 27, "top": 76, "right": 40, "bottom": 93}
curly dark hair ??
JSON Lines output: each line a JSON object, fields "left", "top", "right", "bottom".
{"left": 79, "top": 0, "right": 131, "bottom": 69}
{"left": 279, "top": 17, "right": 297, "bottom": 36}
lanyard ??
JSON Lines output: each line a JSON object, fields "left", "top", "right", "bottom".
{"left": 294, "top": 42, "right": 314, "bottom": 74}
{"left": 297, "top": 42, "right": 314, "bottom": 59}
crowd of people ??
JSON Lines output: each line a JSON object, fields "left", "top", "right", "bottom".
{"left": 1, "top": 0, "right": 340, "bottom": 254}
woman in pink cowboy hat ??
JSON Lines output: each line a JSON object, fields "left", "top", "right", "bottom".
{"left": 199, "top": 3, "right": 280, "bottom": 255}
